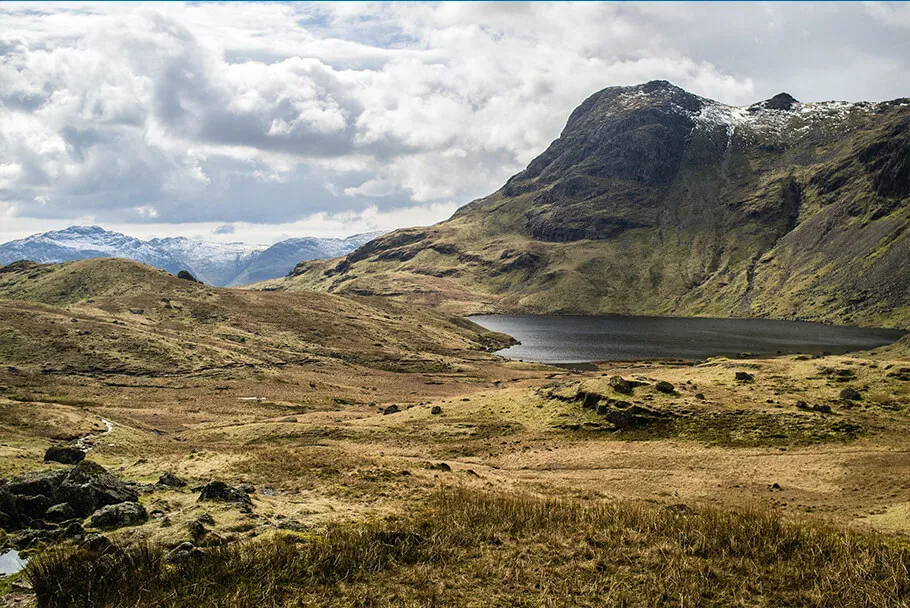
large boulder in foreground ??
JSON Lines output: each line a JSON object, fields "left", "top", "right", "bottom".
{"left": 0, "top": 460, "right": 139, "bottom": 531}
{"left": 58, "top": 460, "right": 139, "bottom": 517}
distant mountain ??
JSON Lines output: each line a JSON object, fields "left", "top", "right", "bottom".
{"left": 0, "top": 226, "right": 386, "bottom": 286}
{"left": 227, "top": 232, "right": 383, "bottom": 286}
{"left": 277, "top": 81, "right": 910, "bottom": 328}
{"left": 0, "top": 226, "right": 186, "bottom": 273}
{"left": 149, "top": 237, "right": 262, "bottom": 286}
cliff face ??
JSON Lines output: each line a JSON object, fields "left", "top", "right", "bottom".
{"left": 270, "top": 81, "right": 910, "bottom": 328}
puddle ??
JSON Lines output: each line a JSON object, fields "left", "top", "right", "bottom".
{"left": 0, "top": 549, "right": 27, "bottom": 576}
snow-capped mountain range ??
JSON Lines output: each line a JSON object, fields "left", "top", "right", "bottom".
{"left": 0, "top": 226, "right": 384, "bottom": 286}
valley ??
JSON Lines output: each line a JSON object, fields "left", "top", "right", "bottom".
{"left": 1, "top": 259, "right": 910, "bottom": 606}
{"left": 2, "top": 81, "right": 910, "bottom": 607}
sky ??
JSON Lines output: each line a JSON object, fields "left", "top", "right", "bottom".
{"left": 2, "top": 2, "right": 910, "bottom": 245}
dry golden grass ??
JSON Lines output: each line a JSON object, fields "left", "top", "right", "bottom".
{"left": 26, "top": 487, "right": 910, "bottom": 607}
{"left": 5, "top": 258, "right": 910, "bottom": 608}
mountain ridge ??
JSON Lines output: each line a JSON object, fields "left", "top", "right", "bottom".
{"left": 0, "top": 226, "right": 384, "bottom": 287}
{"left": 268, "top": 81, "right": 910, "bottom": 328}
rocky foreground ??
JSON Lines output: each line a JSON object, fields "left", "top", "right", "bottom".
{"left": 0, "top": 453, "right": 259, "bottom": 558}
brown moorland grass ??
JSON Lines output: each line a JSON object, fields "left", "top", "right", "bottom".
{"left": 26, "top": 487, "right": 910, "bottom": 608}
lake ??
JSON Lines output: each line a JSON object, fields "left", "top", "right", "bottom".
{"left": 468, "top": 315, "right": 906, "bottom": 364}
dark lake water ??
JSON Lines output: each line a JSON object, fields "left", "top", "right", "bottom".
{"left": 468, "top": 315, "right": 906, "bottom": 364}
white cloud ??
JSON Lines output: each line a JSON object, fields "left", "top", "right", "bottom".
{"left": 0, "top": 2, "right": 908, "bottom": 242}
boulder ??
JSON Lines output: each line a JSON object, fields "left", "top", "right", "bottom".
{"left": 609, "top": 376, "right": 634, "bottom": 394}
{"left": 58, "top": 460, "right": 140, "bottom": 517}
{"left": 89, "top": 502, "right": 148, "bottom": 529}
{"left": 0, "top": 488, "right": 21, "bottom": 530}
{"left": 237, "top": 483, "right": 256, "bottom": 494}
{"left": 382, "top": 404, "right": 400, "bottom": 415}
{"left": 197, "top": 481, "right": 253, "bottom": 507}
{"left": 177, "top": 270, "right": 200, "bottom": 283}
{"left": 44, "top": 502, "right": 76, "bottom": 523}
{"left": 44, "top": 446, "right": 86, "bottom": 465}
{"left": 735, "top": 371, "right": 755, "bottom": 382}
{"left": 655, "top": 381, "right": 675, "bottom": 394}
{"left": 431, "top": 406, "right": 443, "bottom": 415}
{"left": 1, "top": 469, "right": 70, "bottom": 531}
{"left": 4, "top": 469, "right": 67, "bottom": 500}
{"left": 124, "top": 480, "right": 156, "bottom": 495}
{"left": 156, "top": 472, "right": 188, "bottom": 489}
{"left": 167, "top": 541, "right": 202, "bottom": 563}
{"left": 813, "top": 404, "right": 833, "bottom": 414}
{"left": 15, "top": 494, "right": 52, "bottom": 520}
{"left": 840, "top": 388, "right": 862, "bottom": 401}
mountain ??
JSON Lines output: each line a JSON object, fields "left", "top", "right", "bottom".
{"left": 271, "top": 81, "right": 910, "bottom": 328}
{"left": 0, "top": 226, "right": 184, "bottom": 272}
{"left": 226, "top": 232, "right": 383, "bottom": 286}
{"left": 148, "top": 237, "right": 261, "bottom": 286}
{"left": 0, "top": 226, "right": 384, "bottom": 287}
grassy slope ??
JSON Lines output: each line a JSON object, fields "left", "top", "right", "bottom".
{"left": 0, "top": 258, "right": 512, "bottom": 376}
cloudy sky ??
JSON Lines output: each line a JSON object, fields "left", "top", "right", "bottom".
{"left": 2, "top": 2, "right": 910, "bottom": 244}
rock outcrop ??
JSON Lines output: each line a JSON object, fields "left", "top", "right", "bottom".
{"left": 0, "top": 460, "right": 140, "bottom": 533}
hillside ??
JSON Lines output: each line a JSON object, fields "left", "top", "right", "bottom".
{"left": 271, "top": 81, "right": 910, "bottom": 328}
{"left": 0, "top": 226, "right": 380, "bottom": 287}
{"left": 0, "top": 258, "right": 511, "bottom": 376}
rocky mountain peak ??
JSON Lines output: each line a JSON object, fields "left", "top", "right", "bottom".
{"left": 750, "top": 92, "right": 799, "bottom": 112}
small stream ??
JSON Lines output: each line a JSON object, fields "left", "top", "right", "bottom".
{"left": 75, "top": 417, "right": 114, "bottom": 451}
